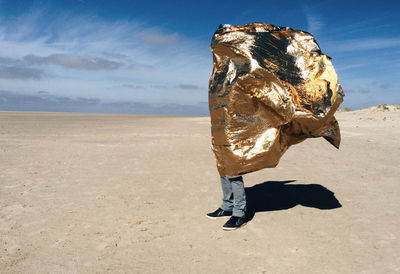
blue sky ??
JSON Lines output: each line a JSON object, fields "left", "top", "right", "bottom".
{"left": 0, "top": 0, "right": 399, "bottom": 114}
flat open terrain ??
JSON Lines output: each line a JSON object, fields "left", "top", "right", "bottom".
{"left": 1, "top": 107, "right": 399, "bottom": 273}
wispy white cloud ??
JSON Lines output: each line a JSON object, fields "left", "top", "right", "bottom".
{"left": 102, "top": 52, "right": 129, "bottom": 59}
{"left": 0, "top": 90, "right": 209, "bottom": 115}
{"left": 345, "top": 87, "right": 370, "bottom": 94}
{"left": 0, "top": 9, "right": 210, "bottom": 106}
{"left": 321, "top": 14, "right": 394, "bottom": 38}
{"left": 140, "top": 33, "right": 180, "bottom": 45}
{"left": 177, "top": 84, "right": 202, "bottom": 90}
{"left": 302, "top": 6, "right": 324, "bottom": 36}
{"left": 335, "top": 63, "right": 367, "bottom": 71}
{"left": 379, "top": 83, "right": 390, "bottom": 89}
{"left": 0, "top": 66, "right": 43, "bottom": 79}
{"left": 327, "top": 37, "right": 400, "bottom": 52}
{"left": 306, "top": 15, "right": 323, "bottom": 36}
{"left": 24, "top": 54, "right": 124, "bottom": 71}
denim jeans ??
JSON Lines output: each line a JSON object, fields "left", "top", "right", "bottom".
{"left": 220, "top": 176, "right": 246, "bottom": 218}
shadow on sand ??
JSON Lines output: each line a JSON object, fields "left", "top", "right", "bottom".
{"left": 245, "top": 180, "right": 342, "bottom": 222}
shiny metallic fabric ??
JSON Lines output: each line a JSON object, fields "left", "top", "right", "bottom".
{"left": 209, "top": 23, "right": 344, "bottom": 177}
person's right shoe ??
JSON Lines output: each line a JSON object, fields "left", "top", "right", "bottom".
{"left": 206, "top": 208, "right": 233, "bottom": 219}
{"left": 222, "top": 216, "right": 247, "bottom": 230}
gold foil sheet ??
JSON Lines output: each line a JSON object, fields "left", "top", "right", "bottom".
{"left": 209, "top": 23, "right": 344, "bottom": 177}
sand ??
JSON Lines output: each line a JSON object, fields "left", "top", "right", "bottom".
{"left": 1, "top": 107, "right": 399, "bottom": 273}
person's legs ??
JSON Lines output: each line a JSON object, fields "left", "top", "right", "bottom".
{"left": 230, "top": 176, "right": 246, "bottom": 218}
{"left": 207, "top": 175, "right": 246, "bottom": 226}
{"left": 220, "top": 176, "right": 234, "bottom": 212}
{"left": 222, "top": 175, "right": 247, "bottom": 230}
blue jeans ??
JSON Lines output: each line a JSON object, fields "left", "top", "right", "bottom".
{"left": 220, "top": 176, "right": 246, "bottom": 218}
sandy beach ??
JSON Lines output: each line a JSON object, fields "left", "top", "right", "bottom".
{"left": 1, "top": 107, "right": 399, "bottom": 273}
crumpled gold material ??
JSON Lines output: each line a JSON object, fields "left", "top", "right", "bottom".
{"left": 209, "top": 23, "right": 344, "bottom": 177}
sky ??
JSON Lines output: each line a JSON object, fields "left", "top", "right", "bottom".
{"left": 0, "top": 0, "right": 399, "bottom": 115}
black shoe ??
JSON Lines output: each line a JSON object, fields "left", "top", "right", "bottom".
{"left": 222, "top": 216, "right": 247, "bottom": 230}
{"left": 206, "top": 208, "right": 233, "bottom": 219}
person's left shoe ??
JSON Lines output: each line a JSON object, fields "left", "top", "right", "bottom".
{"left": 222, "top": 216, "right": 247, "bottom": 230}
{"left": 206, "top": 208, "right": 233, "bottom": 219}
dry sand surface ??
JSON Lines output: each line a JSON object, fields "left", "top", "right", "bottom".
{"left": 1, "top": 106, "right": 399, "bottom": 273}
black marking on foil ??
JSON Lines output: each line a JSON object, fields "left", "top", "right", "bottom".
{"left": 323, "top": 83, "right": 333, "bottom": 108}
{"left": 215, "top": 26, "right": 225, "bottom": 34}
{"left": 209, "top": 71, "right": 226, "bottom": 94}
{"left": 250, "top": 32, "right": 302, "bottom": 86}
{"left": 217, "top": 89, "right": 230, "bottom": 98}
{"left": 324, "top": 128, "right": 334, "bottom": 137}
{"left": 303, "top": 104, "right": 312, "bottom": 111}
{"left": 235, "top": 113, "right": 259, "bottom": 123}
{"left": 213, "top": 103, "right": 228, "bottom": 110}
{"left": 314, "top": 103, "right": 325, "bottom": 115}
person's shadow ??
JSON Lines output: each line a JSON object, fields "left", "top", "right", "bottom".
{"left": 245, "top": 180, "right": 342, "bottom": 221}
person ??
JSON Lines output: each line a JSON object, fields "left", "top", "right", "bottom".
{"left": 206, "top": 23, "right": 344, "bottom": 231}
{"left": 206, "top": 176, "right": 247, "bottom": 230}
